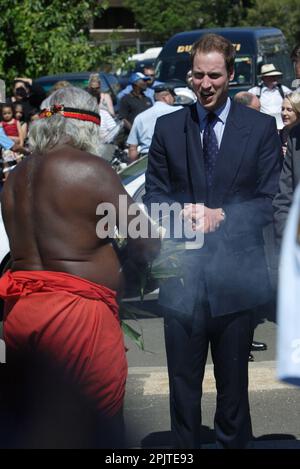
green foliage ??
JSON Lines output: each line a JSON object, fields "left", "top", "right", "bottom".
{"left": 119, "top": 240, "right": 186, "bottom": 350}
{"left": 123, "top": 0, "right": 299, "bottom": 48}
{"left": 0, "top": 0, "right": 111, "bottom": 83}
{"left": 1, "top": 0, "right": 298, "bottom": 86}
{"left": 198, "top": 0, "right": 253, "bottom": 28}
{"left": 123, "top": 0, "right": 254, "bottom": 41}
{"left": 123, "top": 0, "right": 204, "bottom": 42}
{"left": 242, "top": 0, "right": 300, "bottom": 47}
{"left": 121, "top": 319, "right": 145, "bottom": 351}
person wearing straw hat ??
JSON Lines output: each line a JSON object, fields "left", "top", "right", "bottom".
{"left": 248, "top": 63, "right": 291, "bottom": 129}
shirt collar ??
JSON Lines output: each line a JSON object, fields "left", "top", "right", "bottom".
{"left": 196, "top": 97, "right": 231, "bottom": 125}
{"left": 261, "top": 84, "right": 280, "bottom": 91}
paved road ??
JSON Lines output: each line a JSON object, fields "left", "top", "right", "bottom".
{"left": 2, "top": 304, "right": 300, "bottom": 449}
{"left": 123, "top": 307, "right": 300, "bottom": 449}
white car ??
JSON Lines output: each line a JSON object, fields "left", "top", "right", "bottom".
{"left": 118, "top": 155, "right": 147, "bottom": 201}
{"left": 0, "top": 209, "right": 9, "bottom": 271}
{"left": 118, "top": 156, "right": 159, "bottom": 302}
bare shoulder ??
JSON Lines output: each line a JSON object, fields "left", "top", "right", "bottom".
{"left": 5, "top": 145, "right": 126, "bottom": 209}
{"left": 43, "top": 145, "right": 119, "bottom": 182}
{"left": 41, "top": 145, "right": 126, "bottom": 202}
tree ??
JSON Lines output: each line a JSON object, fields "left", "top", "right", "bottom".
{"left": 0, "top": 0, "right": 111, "bottom": 83}
{"left": 123, "top": 0, "right": 205, "bottom": 42}
{"left": 242, "top": 0, "right": 300, "bottom": 47}
{"left": 198, "top": 0, "right": 254, "bottom": 28}
{"left": 123, "top": 0, "right": 254, "bottom": 42}
{"left": 123, "top": 0, "right": 299, "bottom": 49}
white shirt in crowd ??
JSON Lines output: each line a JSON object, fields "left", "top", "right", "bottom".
{"left": 99, "top": 108, "right": 121, "bottom": 143}
{"left": 248, "top": 84, "right": 291, "bottom": 129}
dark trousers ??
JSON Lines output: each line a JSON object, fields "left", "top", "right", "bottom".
{"left": 163, "top": 297, "right": 254, "bottom": 449}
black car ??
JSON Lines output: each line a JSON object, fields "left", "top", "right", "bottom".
{"left": 35, "top": 71, "right": 121, "bottom": 103}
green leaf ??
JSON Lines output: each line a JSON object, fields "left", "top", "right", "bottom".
{"left": 0, "top": 0, "right": 116, "bottom": 82}
{"left": 121, "top": 321, "right": 145, "bottom": 351}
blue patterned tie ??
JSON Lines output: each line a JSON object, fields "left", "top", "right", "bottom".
{"left": 202, "top": 112, "right": 219, "bottom": 189}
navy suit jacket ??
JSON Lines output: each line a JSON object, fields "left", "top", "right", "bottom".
{"left": 143, "top": 100, "right": 281, "bottom": 317}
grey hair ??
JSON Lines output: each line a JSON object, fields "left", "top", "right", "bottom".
{"left": 88, "top": 73, "right": 101, "bottom": 87}
{"left": 28, "top": 86, "right": 102, "bottom": 155}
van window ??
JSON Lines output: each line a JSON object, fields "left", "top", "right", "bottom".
{"left": 156, "top": 55, "right": 190, "bottom": 84}
{"left": 232, "top": 57, "right": 253, "bottom": 86}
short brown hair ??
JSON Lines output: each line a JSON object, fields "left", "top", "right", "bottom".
{"left": 190, "top": 33, "right": 236, "bottom": 74}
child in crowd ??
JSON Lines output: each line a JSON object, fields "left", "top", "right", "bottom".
{"left": 1, "top": 103, "right": 24, "bottom": 146}
{"left": 13, "top": 102, "right": 28, "bottom": 141}
{"left": 0, "top": 103, "right": 24, "bottom": 181}
{"left": 28, "top": 108, "right": 40, "bottom": 123}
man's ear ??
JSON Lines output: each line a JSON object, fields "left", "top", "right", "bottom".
{"left": 229, "top": 67, "right": 235, "bottom": 82}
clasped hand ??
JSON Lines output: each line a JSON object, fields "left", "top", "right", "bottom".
{"left": 181, "top": 204, "right": 224, "bottom": 234}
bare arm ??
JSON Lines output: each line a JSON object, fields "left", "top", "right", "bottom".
{"left": 21, "top": 122, "right": 28, "bottom": 140}
{"left": 93, "top": 159, "right": 161, "bottom": 265}
{"left": 123, "top": 119, "right": 132, "bottom": 131}
{"left": 128, "top": 144, "right": 139, "bottom": 162}
{"left": 16, "top": 120, "right": 24, "bottom": 147}
{"left": 101, "top": 93, "right": 115, "bottom": 117}
{"left": 118, "top": 97, "right": 132, "bottom": 131}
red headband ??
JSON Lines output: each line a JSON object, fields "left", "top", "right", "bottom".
{"left": 39, "top": 104, "right": 101, "bottom": 125}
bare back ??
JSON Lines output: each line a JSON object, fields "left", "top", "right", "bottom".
{"left": 1, "top": 145, "right": 132, "bottom": 292}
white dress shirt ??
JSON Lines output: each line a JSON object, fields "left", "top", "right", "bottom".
{"left": 248, "top": 84, "right": 291, "bottom": 129}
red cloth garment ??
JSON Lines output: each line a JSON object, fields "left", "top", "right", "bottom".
{"left": 1, "top": 119, "right": 19, "bottom": 137}
{"left": 0, "top": 270, "right": 128, "bottom": 417}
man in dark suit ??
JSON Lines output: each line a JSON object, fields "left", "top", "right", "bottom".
{"left": 273, "top": 123, "right": 300, "bottom": 239}
{"left": 143, "top": 33, "right": 281, "bottom": 449}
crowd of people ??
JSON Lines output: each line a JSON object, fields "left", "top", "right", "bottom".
{"left": 0, "top": 37, "right": 300, "bottom": 449}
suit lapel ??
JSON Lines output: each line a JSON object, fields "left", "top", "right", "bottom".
{"left": 185, "top": 104, "right": 207, "bottom": 202}
{"left": 210, "top": 101, "right": 251, "bottom": 207}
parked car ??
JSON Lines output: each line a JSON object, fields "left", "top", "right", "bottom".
{"left": 118, "top": 155, "right": 147, "bottom": 202}
{"left": 0, "top": 210, "right": 9, "bottom": 272}
{"left": 35, "top": 71, "right": 121, "bottom": 104}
